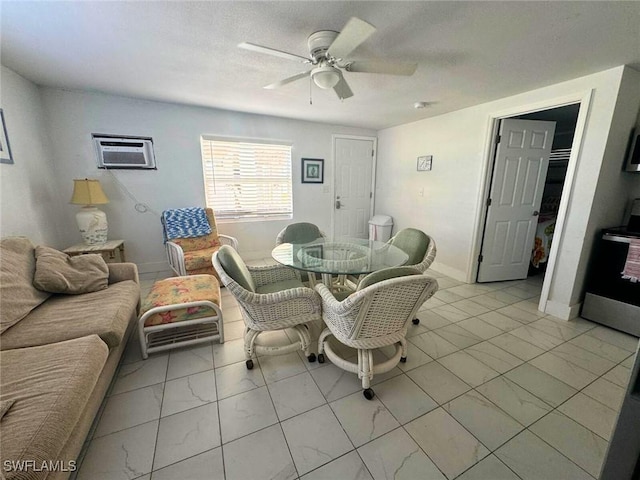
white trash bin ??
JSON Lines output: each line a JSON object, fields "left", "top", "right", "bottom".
{"left": 369, "top": 215, "right": 394, "bottom": 242}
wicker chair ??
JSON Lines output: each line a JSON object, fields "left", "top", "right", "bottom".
{"left": 316, "top": 266, "right": 438, "bottom": 400}
{"left": 275, "top": 222, "right": 324, "bottom": 246}
{"left": 388, "top": 228, "right": 437, "bottom": 325}
{"left": 275, "top": 222, "right": 329, "bottom": 286}
{"left": 213, "top": 245, "right": 322, "bottom": 369}
{"left": 163, "top": 208, "right": 238, "bottom": 280}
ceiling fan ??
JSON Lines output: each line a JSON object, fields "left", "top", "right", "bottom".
{"left": 238, "top": 17, "right": 417, "bottom": 100}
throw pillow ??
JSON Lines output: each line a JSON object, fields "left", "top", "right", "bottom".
{"left": 33, "top": 246, "right": 109, "bottom": 294}
{"left": 0, "top": 399, "right": 15, "bottom": 419}
{"left": 0, "top": 237, "right": 51, "bottom": 334}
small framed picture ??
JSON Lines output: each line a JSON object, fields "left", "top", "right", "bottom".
{"left": 0, "top": 109, "right": 14, "bottom": 165}
{"left": 302, "top": 158, "right": 324, "bottom": 184}
{"left": 417, "top": 155, "right": 432, "bottom": 171}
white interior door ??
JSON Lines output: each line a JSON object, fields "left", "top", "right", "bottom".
{"left": 478, "top": 118, "right": 556, "bottom": 283}
{"left": 333, "top": 137, "right": 375, "bottom": 238}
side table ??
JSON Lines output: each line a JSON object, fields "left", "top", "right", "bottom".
{"left": 63, "top": 239, "right": 126, "bottom": 263}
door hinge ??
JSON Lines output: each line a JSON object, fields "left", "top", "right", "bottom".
{"left": 478, "top": 254, "right": 483, "bottom": 263}
{"left": 370, "top": 192, "right": 373, "bottom": 198}
{"left": 486, "top": 198, "right": 492, "bottom": 207}
{"left": 495, "top": 134, "right": 501, "bottom": 144}
{"left": 371, "top": 150, "right": 374, "bottom": 157}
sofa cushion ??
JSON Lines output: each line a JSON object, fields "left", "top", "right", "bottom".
{"left": 0, "top": 335, "right": 108, "bottom": 480}
{"left": 0, "top": 280, "right": 139, "bottom": 350}
{"left": 0, "top": 237, "right": 51, "bottom": 334}
{"left": 33, "top": 245, "right": 109, "bottom": 294}
{"left": 183, "top": 246, "right": 220, "bottom": 272}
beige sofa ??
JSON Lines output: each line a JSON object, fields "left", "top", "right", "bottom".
{"left": 0, "top": 237, "right": 140, "bottom": 480}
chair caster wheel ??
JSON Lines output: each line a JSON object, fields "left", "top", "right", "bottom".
{"left": 412, "top": 318, "right": 420, "bottom": 325}
{"left": 400, "top": 357, "right": 407, "bottom": 363}
{"left": 317, "top": 353, "right": 325, "bottom": 364}
{"left": 363, "top": 388, "right": 375, "bottom": 400}
{"left": 308, "top": 353, "right": 316, "bottom": 363}
{"left": 246, "top": 359, "right": 254, "bottom": 370}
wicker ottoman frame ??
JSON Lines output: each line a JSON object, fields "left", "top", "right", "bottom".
{"left": 138, "top": 275, "right": 224, "bottom": 359}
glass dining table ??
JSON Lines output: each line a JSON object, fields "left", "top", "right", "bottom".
{"left": 271, "top": 236, "right": 409, "bottom": 290}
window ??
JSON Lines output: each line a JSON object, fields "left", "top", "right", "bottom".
{"left": 201, "top": 136, "right": 293, "bottom": 220}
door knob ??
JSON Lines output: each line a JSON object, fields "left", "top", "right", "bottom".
{"left": 533, "top": 211, "right": 539, "bottom": 216}
{"left": 335, "top": 200, "right": 342, "bottom": 209}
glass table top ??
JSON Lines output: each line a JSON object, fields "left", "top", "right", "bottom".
{"left": 271, "top": 237, "right": 409, "bottom": 275}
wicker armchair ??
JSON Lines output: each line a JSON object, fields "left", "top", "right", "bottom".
{"left": 388, "top": 228, "right": 437, "bottom": 325}
{"left": 275, "top": 222, "right": 326, "bottom": 286}
{"left": 388, "top": 228, "right": 436, "bottom": 273}
{"left": 316, "top": 266, "right": 438, "bottom": 399}
{"left": 213, "top": 245, "right": 322, "bottom": 369}
{"left": 163, "top": 208, "right": 238, "bottom": 279}
{"left": 275, "top": 222, "right": 324, "bottom": 246}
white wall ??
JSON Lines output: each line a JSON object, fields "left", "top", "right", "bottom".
{"left": 375, "top": 66, "right": 639, "bottom": 318}
{"left": 0, "top": 66, "right": 66, "bottom": 246}
{"left": 38, "top": 88, "right": 374, "bottom": 272}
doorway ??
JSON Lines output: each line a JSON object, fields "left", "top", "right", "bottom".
{"left": 331, "top": 135, "right": 377, "bottom": 238}
{"left": 477, "top": 104, "right": 580, "bottom": 283}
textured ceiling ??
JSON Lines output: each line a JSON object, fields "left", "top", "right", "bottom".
{"left": 2, "top": 1, "right": 639, "bottom": 130}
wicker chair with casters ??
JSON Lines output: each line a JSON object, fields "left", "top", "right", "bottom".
{"left": 163, "top": 207, "right": 238, "bottom": 279}
{"left": 316, "top": 266, "right": 438, "bottom": 400}
{"left": 275, "top": 222, "right": 329, "bottom": 287}
{"left": 275, "top": 222, "right": 324, "bottom": 246}
{"left": 388, "top": 228, "right": 437, "bottom": 325}
{"left": 213, "top": 245, "right": 322, "bottom": 370}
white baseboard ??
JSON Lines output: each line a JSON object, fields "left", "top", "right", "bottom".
{"left": 430, "top": 261, "right": 467, "bottom": 282}
{"left": 544, "top": 300, "right": 582, "bottom": 321}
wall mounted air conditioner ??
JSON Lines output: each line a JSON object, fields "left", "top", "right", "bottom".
{"left": 93, "top": 134, "right": 157, "bottom": 169}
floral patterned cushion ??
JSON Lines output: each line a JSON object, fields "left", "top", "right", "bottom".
{"left": 183, "top": 246, "right": 220, "bottom": 272}
{"left": 171, "top": 209, "right": 221, "bottom": 252}
{"left": 141, "top": 275, "right": 221, "bottom": 327}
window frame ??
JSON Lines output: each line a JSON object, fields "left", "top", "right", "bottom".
{"left": 200, "top": 135, "right": 294, "bottom": 223}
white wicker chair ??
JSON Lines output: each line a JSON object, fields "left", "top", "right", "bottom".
{"left": 388, "top": 228, "right": 437, "bottom": 273}
{"left": 275, "top": 222, "right": 325, "bottom": 246}
{"left": 316, "top": 267, "right": 438, "bottom": 399}
{"left": 213, "top": 246, "right": 322, "bottom": 369}
{"left": 388, "top": 228, "right": 437, "bottom": 325}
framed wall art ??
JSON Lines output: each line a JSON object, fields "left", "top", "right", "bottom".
{"left": 0, "top": 109, "right": 14, "bottom": 165}
{"left": 417, "top": 155, "right": 432, "bottom": 171}
{"left": 302, "top": 158, "right": 324, "bottom": 184}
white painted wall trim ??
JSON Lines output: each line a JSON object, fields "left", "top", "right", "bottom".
{"left": 538, "top": 90, "right": 594, "bottom": 314}
{"left": 330, "top": 134, "right": 378, "bottom": 238}
{"left": 545, "top": 300, "right": 582, "bottom": 321}
{"left": 469, "top": 90, "right": 594, "bottom": 314}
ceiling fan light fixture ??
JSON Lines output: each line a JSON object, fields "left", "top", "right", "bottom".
{"left": 311, "top": 65, "right": 341, "bottom": 89}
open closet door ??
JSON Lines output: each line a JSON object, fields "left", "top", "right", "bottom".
{"left": 478, "top": 118, "right": 556, "bottom": 283}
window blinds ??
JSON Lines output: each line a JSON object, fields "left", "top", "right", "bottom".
{"left": 201, "top": 137, "right": 293, "bottom": 220}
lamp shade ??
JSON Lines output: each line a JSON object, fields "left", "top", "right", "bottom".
{"left": 311, "top": 66, "right": 340, "bottom": 89}
{"left": 70, "top": 179, "right": 109, "bottom": 205}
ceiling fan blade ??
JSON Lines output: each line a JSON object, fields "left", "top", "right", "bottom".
{"left": 333, "top": 75, "right": 353, "bottom": 100}
{"left": 238, "top": 42, "right": 309, "bottom": 63}
{"left": 345, "top": 60, "right": 417, "bottom": 76}
{"left": 264, "top": 71, "right": 311, "bottom": 89}
{"left": 327, "top": 17, "right": 376, "bottom": 59}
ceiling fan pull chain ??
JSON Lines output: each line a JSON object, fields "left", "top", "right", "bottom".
{"left": 309, "top": 76, "right": 313, "bottom": 105}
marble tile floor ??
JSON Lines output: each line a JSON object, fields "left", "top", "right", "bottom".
{"left": 76, "top": 267, "right": 638, "bottom": 480}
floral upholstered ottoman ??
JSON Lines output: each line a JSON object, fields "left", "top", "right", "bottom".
{"left": 138, "top": 274, "right": 224, "bottom": 358}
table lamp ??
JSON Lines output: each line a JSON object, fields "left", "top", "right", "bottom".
{"left": 70, "top": 179, "right": 109, "bottom": 245}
